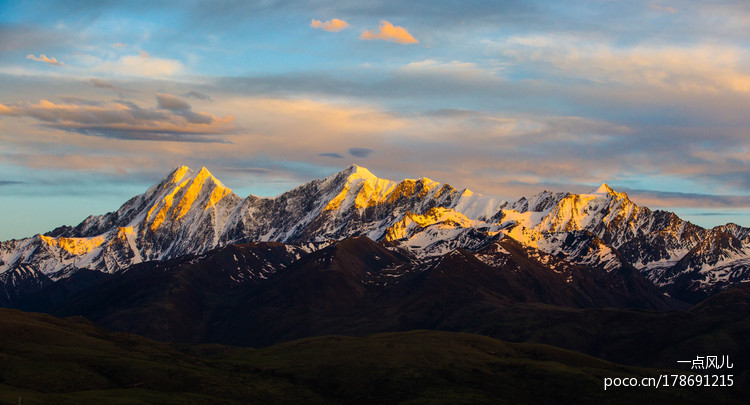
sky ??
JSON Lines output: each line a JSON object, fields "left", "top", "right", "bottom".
{"left": 2, "top": 0, "right": 750, "bottom": 240}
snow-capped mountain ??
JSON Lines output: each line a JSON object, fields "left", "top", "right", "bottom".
{"left": 0, "top": 165, "right": 499, "bottom": 276}
{"left": 1, "top": 166, "right": 243, "bottom": 276}
{"left": 1, "top": 164, "right": 749, "bottom": 302}
{"left": 493, "top": 183, "right": 750, "bottom": 301}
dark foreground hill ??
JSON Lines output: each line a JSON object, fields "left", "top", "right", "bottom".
{"left": 39, "top": 238, "right": 746, "bottom": 374}
{"left": 51, "top": 236, "right": 676, "bottom": 345}
{"left": 1, "top": 237, "right": 738, "bottom": 387}
{"left": 0, "top": 308, "right": 745, "bottom": 404}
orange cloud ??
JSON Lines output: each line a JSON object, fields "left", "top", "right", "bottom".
{"left": 650, "top": 3, "right": 677, "bottom": 13}
{"left": 0, "top": 98, "right": 235, "bottom": 142}
{"left": 310, "top": 18, "right": 350, "bottom": 32}
{"left": 26, "top": 54, "right": 63, "bottom": 66}
{"left": 503, "top": 36, "right": 750, "bottom": 93}
{"left": 0, "top": 103, "right": 14, "bottom": 115}
{"left": 93, "top": 51, "right": 183, "bottom": 78}
{"left": 360, "top": 20, "right": 418, "bottom": 44}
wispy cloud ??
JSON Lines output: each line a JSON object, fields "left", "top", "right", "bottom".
{"left": 59, "top": 96, "right": 102, "bottom": 106}
{"left": 156, "top": 93, "right": 191, "bottom": 110}
{"left": 399, "top": 60, "right": 500, "bottom": 84}
{"left": 360, "top": 20, "right": 418, "bottom": 44}
{"left": 1, "top": 93, "right": 405, "bottom": 181}
{"left": 90, "top": 78, "right": 118, "bottom": 91}
{"left": 26, "top": 54, "right": 63, "bottom": 66}
{"left": 93, "top": 50, "right": 183, "bottom": 78}
{"left": 649, "top": 2, "right": 678, "bottom": 13}
{"left": 622, "top": 188, "right": 750, "bottom": 209}
{"left": 221, "top": 166, "right": 272, "bottom": 174}
{"left": 348, "top": 147, "right": 374, "bottom": 158}
{"left": 199, "top": 96, "right": 404, "bottom": 168}
{"left": 318, "top": 153, "right": 344, "bottom": 158}
{"left": 0, "top": 180, "right": 25, "bottom": 186}
{"left": 183, "top": 91, "right": 212, "bottom": 101}
{"left": 1, "top": 152, "right": 163, "bottom": 175}
{"left": 89, "top": 78, "right": 128, "bottom": 97}
{"left": 310, "top": 18, "right": 350, "bottom": 32}
{"left": 501, "top": 36, "right": 750, "bottom": 93}
{"left": 0, "top": 98, "right": 235, "bottom": 142}
{"left": 156, "top": 93, "right": 217, "bottom": 124}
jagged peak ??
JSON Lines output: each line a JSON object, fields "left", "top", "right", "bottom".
{"left": 514, "top": 189, "right": 569, "bottom": 213}
{"left": 168, "top": 165, "right": 193, "bottom": 183}
{"left": 320, "top": 164, "right": 382, "bottom": 191}
{"left": 593, "top": 182, "right": 614, "bottom": 195}
{"left": 591, "top": 182, "right": 629, "bottom": 200}
{"left": 324, "top": 165, "right": 399, "bottom": 211}
{"left": 343, "top": 164, "right": 378, "bottom": 182}
{"left": 409, "top": 176, "right": 440, "bottom": 188}
{"left": 160, "top": 166, "right": 227, "bottom": 190}
{"left": 145, "top": 165, "right": 235, "bottom": 230}
{"left": 338, "top": 165, "right": 444, "bottom": 191}
{"left": 194, "top": 166, "right": 229, "bottom": 189}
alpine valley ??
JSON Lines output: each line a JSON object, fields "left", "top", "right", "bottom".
{"left": 2, "top": 165, "right": 750, "bottom": 403}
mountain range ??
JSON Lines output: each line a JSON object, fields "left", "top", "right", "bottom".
{"left": 2, "top": 164, "right": 749, "bottom": 305}
{"left": 3, "top": 164, "right": 750, "bottom": 401}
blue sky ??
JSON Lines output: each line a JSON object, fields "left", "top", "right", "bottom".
{"left": 2, "top": 0, "right": 750, "bottom": 239}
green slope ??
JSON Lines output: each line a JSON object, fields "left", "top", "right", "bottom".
{"left": 0, "top": 308, "right": 743, "bottom": 404}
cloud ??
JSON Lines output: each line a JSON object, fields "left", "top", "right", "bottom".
{"left": 197, "top": 96, "right": 404, "bottom": 167}
{"left": 112, "top": 42, "right": 129, "bottom": 48}
{"left": 88, "top": 78, "right": 131, "bottom": 98}
{"left": 157, "top": 93, "right": 191, "bottom": 111}
{"left": 183, "top": 91, "right": 212, "bottom": 101}
{"left": 399, "top": 60, "right": 501, "bottom": 84}
{"left": 649, "top": 3, "right": 677, "bottom": 13}
{"left": 1, "top": 152, "right": 163, "bottom": 177}
{"left": 360, "top": 20, "right": 418, "bottom": 44}
{"left": 90, "top": 78, "right": 117, "bottom": 90}
{"left": 156, "top": 94, "right": 217, "bottom": 124}
{"left": 211, "top": 61, "right": 511, "bottom": 103}
{"left": 691, "top": 212, "right": 750, "bottom": 217}
{"left": 348, "top": 147, "right": 374, "bottom": 158}
{"left": 1, "top": 24, "right": 80, "bottom": 52}
{"left": 26, "top": 54, "right": 63, "bottom": 66}
{"left": 88, "top": 78, "right": 128, "bottom": 97}
{"left": 221, "top": 167, "right": 272, "bottom": 174}
{"left": 93, "top": 50, "right": 183, "bottom": 78}
{"left": 0, "top": 180, "right": 25, "bottom": 186}
{"left": 59, "top": 96, "right": 102, "bottom": 106}
{"left": 501, "top": 36, "right": 750, "bottom": 93}
{"left": 318, "top": 152, "right": 344, "bottom": 158}
{"left": 621, "top": 188, "right": 750, "bottom": 209}
{"left": 310, "top": 18, "right": 350, "bottom": 32}
{"left": 0, "top": 98, "right": 235, "bottom": 142}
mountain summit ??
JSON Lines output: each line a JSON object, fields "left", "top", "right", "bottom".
{"left": 0, "top": 166, "right": 243, "bottom": 276}
{"left": 1, "top": 165, "right": 749, "bottom": 302}
{"left": 0, "top": 165, "right": 495, "bottom": 275}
